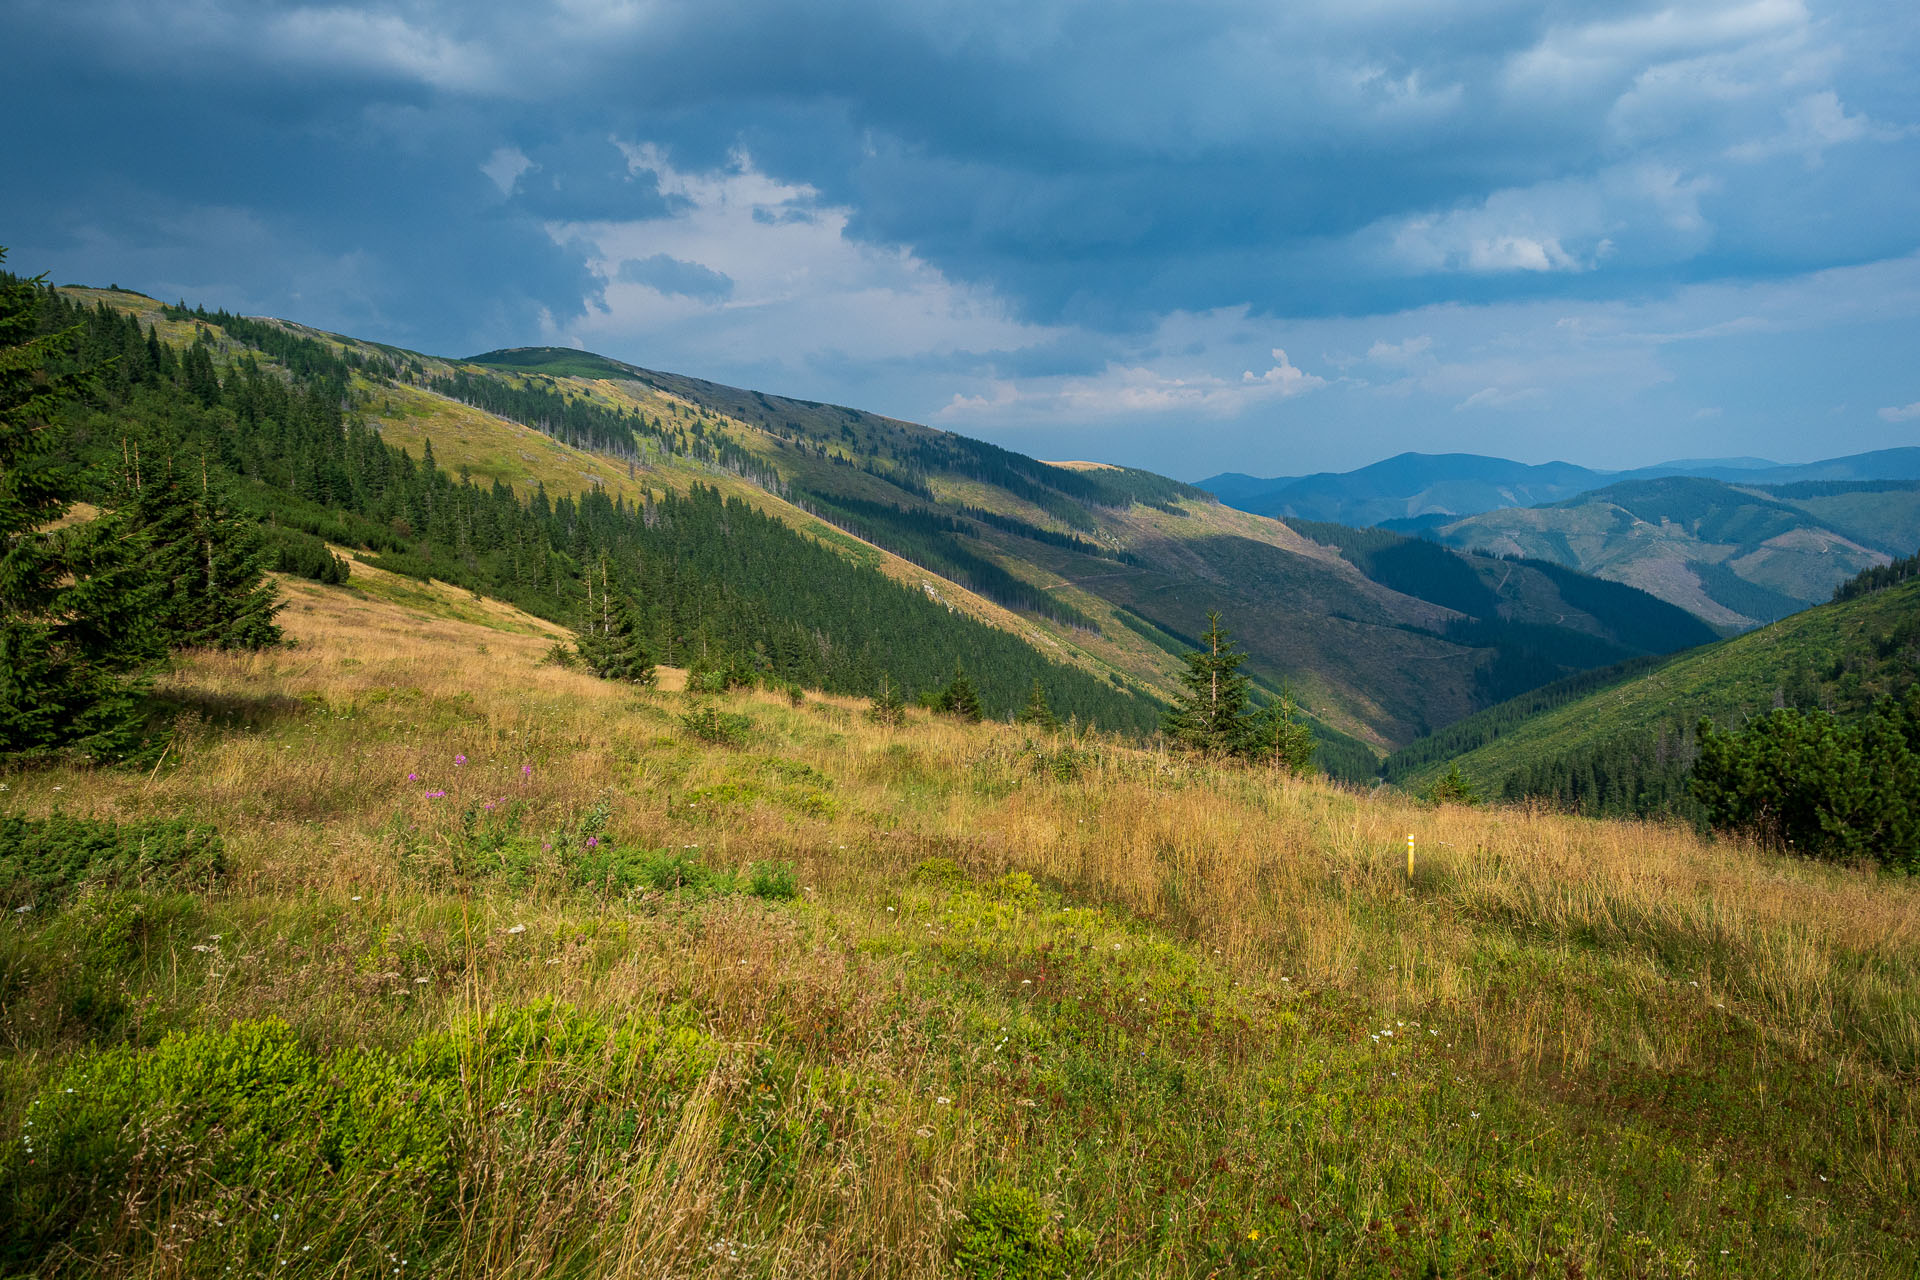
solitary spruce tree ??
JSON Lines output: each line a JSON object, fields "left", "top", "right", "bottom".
{"left": 1016, "top": 678, "right": 1061, "bottom": 731}
{"left": 575, "top": 557, "right": 654, "bottom": 685}
{"left": 1163, "top": 611, "right": 1252, "bottom": 756}
{"left": 939, "top": 663, "right": 984, "bottom": 723}
{"left": 866, "top": 673, "right": 906, "bottom": 727}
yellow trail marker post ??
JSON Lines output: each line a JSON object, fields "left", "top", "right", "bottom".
{"left": 1407, "top": 834, "right": 1415, "bottom": 883}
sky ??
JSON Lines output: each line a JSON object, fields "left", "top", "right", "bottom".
{"left": 4, "top": 0, "right": 1919, "bottom": 480}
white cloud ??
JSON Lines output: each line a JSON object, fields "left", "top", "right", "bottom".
{"left": 1505, "top": 0, "right": 1809, "bottom": 99}
{"left": 941, "top": 356, "right": 1325, "bottom": 422}
{"left": 1456, "top": 385, "right": 1547, "bottom": 411}
{"left": 1365, "top": 334, "right": 1432, "bottom": 364}
{"left": 1242, "top": 348, "right": 1325, "bottom": 396}
{"left": 547, "top": 144, "right": 1063, "bottom": 365}
{"left": 1728, "top": 90, "right": 1906, "bottom": 167}
{"left": 1879, "top": 401, "right": 1920, "bottom": 422}
{"left": 1357, "top": 160, "right": 1729, "bottom": 279}
{"left": 481, "top": 146, "right": 533, "bottom": 195}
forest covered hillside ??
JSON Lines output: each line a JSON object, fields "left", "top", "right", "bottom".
{"left": 1384, "top": 561, "right": 1920, "bottom": 816}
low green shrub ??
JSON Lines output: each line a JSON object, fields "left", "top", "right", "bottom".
{"left": 0, "top": 1018, "right": 456, "bottom": 1271}
{"left": 952, "top": 1180, "right": 1091, "bottom": 1280}
{"left": 912, "top": 856, "right": 967, "bottom": 888}
{"left": 569, "top": 844, "right": 735, "bottom": 897}
{"left": 0, "top": 1002, "right": 721, "bottom": 1275}
{"left": 746, "top": 860, "right": 800, "bottom": 901}
{"left": 0, "top": 813, "right": 226, "bottom": 909}
{"left": 679, "top": 703, "right": 752, "bottom": 747}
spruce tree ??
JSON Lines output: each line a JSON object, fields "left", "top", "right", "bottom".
{"left": 1424, "top": 762, "right": 1478, "bottom": 805}
{"left": 1163, "top": 611, "right": 1252, "bottom": 755}
{"left": 866, "top": 673, "right": 906, "bottom": 727}
{"left": 940, "top": 663, "right": 983, "bottom": 723}
{"left": 1017, "top": 678, "right": 1061, "bottom": 731}
{"left": 0, "top": 250, "right": 161, "bottom": 760}
{"left": 118, "top": 462, "right": 283, "bottom": 650}
{"left": 1247, "top": 691, "right": 1315, "bottom": 774}
{"left": 574, "top": 558, "right": 654, "bottom": 685}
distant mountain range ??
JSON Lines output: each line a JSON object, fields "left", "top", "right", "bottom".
{"left": 1413, "top": 475, "right": 1920, "bottom": 629}
{"left": 1200, "top": 449, "right": 1920, "bottom": 527}
{"left": 1203, "top": 450, "right": 1920, "bottom": 629}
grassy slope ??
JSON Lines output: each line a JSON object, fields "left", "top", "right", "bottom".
{"left": 1, "top": 574, "right": 1915, "bottom": 1277}
{"left": 1395, "top": 577, "right": 1920, "bottom": 791}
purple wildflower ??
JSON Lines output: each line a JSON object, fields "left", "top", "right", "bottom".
{"left": 522, "top": 764, "right": 533, "bottom": 778}
{"left": 586, "top": 836, "right": 600, "bottom": 849}
{"left": 454, "top": 754, "right": 467, "bottom": 766}
{"left": 426, "top": 790, "right": 447, "bottom": 799}
{"left": 407, "top": 772, "right": 418, "bottom": 781}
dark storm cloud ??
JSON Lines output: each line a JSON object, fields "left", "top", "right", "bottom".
{"left": 5, "top": 0, "right": 1919, "bottom": 473}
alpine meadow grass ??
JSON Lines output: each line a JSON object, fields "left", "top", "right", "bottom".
{"left": 1, "top": 566, "right": 1914, "bottom": 1277}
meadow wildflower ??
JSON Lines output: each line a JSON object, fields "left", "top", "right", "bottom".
{"left": 455, "top": 754, "right": 467, "bottom": 765}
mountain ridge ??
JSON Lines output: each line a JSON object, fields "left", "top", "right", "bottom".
{"left": 1201, "top": 447, "right": 1920, "bottom": 528}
